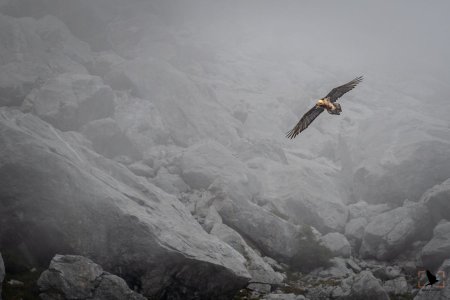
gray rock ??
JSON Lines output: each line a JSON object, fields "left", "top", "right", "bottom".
{"left": 422, "top": 178, "right": 450, "bottom": 223}
{"left": 211, "top": 223, "right": 283, "bottom": 293}
{"left": 320, "top": 232, "right": 352, "bottom": 258}
{"left": 348, "top": 201, "right": 391, "bottom": 221}
{"left": 345, "top": 258, "right": 362, "bottom": 273}
{"left": 127, "top": 161, "right": 155, "bottom": 178}
{"left": 0, "top": 14, "right": 92, "bottom": 107}
{"left": 372, "top": 265, "right": 402, "bottom": 280}
{"left": 360, "top": 201, "right": 433, "bottom": 260}
{"left": 313, "top": 257, "right": 353, "bottom": 278}
{"left": 0, "top": 252, "right": 4, "bottom": 300}
{"left": 421, "top": 220, "right": 450, "bottom": 270}
{"left": 81, "top": 118, "right": 141, "bottom": 160}
{"left": 0, "top": 109, "right": 250, "bottom": 299}
{"left": 345, "top": 217, "right": 368, "bottom": 249}
{"left": 383, "top": 276, "right": 408, "bottom": 295}
{"left": 38, "top": 255, "right": 146, "bottom": 300}
{"left": 22, "top": 73, "right": 115, "bottom": 131}
{"left": 341, "top": 270, "right": 389, "bottom": 300}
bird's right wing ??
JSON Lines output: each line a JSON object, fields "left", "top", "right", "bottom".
{"left": 286, "top": 106, "right": 324, "bottom": 139}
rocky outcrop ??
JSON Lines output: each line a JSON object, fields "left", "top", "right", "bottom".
{"left": 360, "top": 201, "right": 433, "bottom": 260}
{"left": 341, "top": 270, "right": 389, "bottom": 300}
{"left": 0, "top": 13, "right": 92, "bottom": 106}
{"left": 211, "top": 223, "right": 283, "bottom": 293}
{"left": 22, "top": 73, "right": 115, "bottom": 131}
{"left": 0, "top": 109, "right": 250, "bottom": 299}
{"left": 421, "top": 178, "right": 450, "bottom": 223}
{"left": 0, "top": 252, "right": 4, "bottom": 300}
{"left": 421, "top": 220, "right": 450, "bottom": 270}
{"left": 345, "top": 217, "right": 367, "bottom": 249}
{"left": 38, "top": 255, "right": 146, "bottom": 300}
{"left": 81, "top": 118, "right": 141, "bottom": 160}
{"left": 319, "top": 232, "right": 351, "bottom": 258}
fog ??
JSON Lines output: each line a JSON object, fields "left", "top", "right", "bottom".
{"left": 1, "top": 1, "right": 450, "bottom": 299}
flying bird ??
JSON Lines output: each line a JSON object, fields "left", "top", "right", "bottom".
{"left": 425, "top": 270, "right": 439, "bottom": 287}
{"left": 286, "top": 76, "right": 363, "bottom": 139}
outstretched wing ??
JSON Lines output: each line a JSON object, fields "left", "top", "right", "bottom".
{"left": 286, "top": 106, "right": 324, "bottom": 139}
{"left": 325, "top": 76, "right": 363, "bottom": 102}
{"left": 426, "top": 270, "right": 437, "bottom": 283}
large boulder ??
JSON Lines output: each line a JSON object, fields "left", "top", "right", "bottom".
{"left": 0, "top": 108, "right": 250, "bottom": 299}
{"left": 38, "top": 255, "right": 146, "bottom": 300}
{"left": 22, "top": 73, "right": 115, "bottom": 131}
{"left": 211, "top": 223, "right": 283, "bottom": 293}
{"left": 319, "top": 232, "right": 352, "bottom": 258}
{"left": 421, "top": 178, "right": 450, "bottom": 223}
{"left": 81, "top": 118, "right": 141, "bottom": 160}
{"left": 421, "top": 220, "right": 450, "bottom": 270}
{"left": 0, "top": 14, "right": 92, "bottom": 106}
{"left": 341, "top": 270, "right": 389, "bottom": 300}
{"left": 360, "top": 201, "right": 434, "bottom": 260}
{"left": 345, "top": 217, "right": 368, "bottom": 249}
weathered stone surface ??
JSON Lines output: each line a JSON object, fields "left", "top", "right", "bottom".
{"left": 421, "top": 220, "right": 450, "bottom": 270}
{"left": 22, "top": 73, "right": 115, "bottom": 131}
{"left": 347, "top": 201, "right": 390, "bottom": 221}
{"left": 360, "top": 201, "right": 433, "bottom": 260}
{"left": 211, "top": 223, "right": 283, "bottom": 293}
{"left": 312, "top": 257, "right": 353, "bottom": 278}
{"left": 421, "top": 178, "right": 450, "bottom": 223}
{"left": 320, "top": 232, "right": 351, "bottom": 258}
{"left": 0, "top": 109, "right": 250, "bottom": 299}
{"left": 81, "top": 118, "right": 141, "bottom": 160}
{"left": 0, "top": 13, "right": 92, "bottom": 106}
{"left": 127, "top": 161, "right": 155, "bottom": 178}
{"left": 383, "top": 276, "right": 408, "bottom": 295}
{"left": 38, "top": 255, "right": 146, "bottom": 300}
{"left": 341, "top": 270, "right": 389, "bottom": 300}
{"left": 345, "top": 217, "right": 368, "bottom": 249}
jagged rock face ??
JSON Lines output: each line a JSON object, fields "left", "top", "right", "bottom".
{"left": 22, "top": 73, "right": 115, "bottom": 131}
{"left": 421, "top": 178, "right": 450, "bottom": 223}
{"left": 319, "top": 232, "right": 352, "bottom": 258}
{"left": 38, "top": 255, "right": 146, "bottom": 300}
{"left": 421, "top": 220, "right": 450, "bottom": 270}
{"left": 360, "top": 201, "right": 434, "bottom": 260}
{"left": 342, "top": 270, "right": 389, "bottom": 300}
{"left": 0, "top": 252, "right": 4, "bottom": 300}
{"left": 210, "top": 223, "right": 283, "bottom": 293}
{"left": 0, "top": 109, "right": 250, "bottom": 299}
{"left": 0, "top": 13, "right": 92, "bottom": 106}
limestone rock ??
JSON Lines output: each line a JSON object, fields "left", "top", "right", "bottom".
{"left": 38, "top": 255, "right": 146, "bottom": 300}
{"left": 345, "top": 217, "right": 368, "bottom": 249}
{"left": 360, "top": 201, "right": 433, "bottom": 260}
{"left": 0, "top": 109, "right": 250, "bottom": 299}
{"left": 342, "top": 270, "right": 389, "bottom": 300}
{"left": 383, "top": 276, "right": 408, "bottom": 295}
{"left": 320, "top": 232, "right": 352, "bottom": 258}
{"left": 22, "top": 73, "right": 115, "bottom": 131}
{"left": 421, "top": 220, "right": 450, "bottom": 270}
{"left": 0, "top": 14, "right": 92, "bottom": 106}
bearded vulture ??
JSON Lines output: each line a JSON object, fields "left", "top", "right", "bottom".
{"left": 286, "top": 76, "right": 363, "bottom": 139}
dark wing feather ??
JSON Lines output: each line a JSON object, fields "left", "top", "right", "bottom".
{"left": 325, "top": 76, "right": 363, "bottom": 102}
{"left": 426, "top": 270, "right": 437, "bottom": 282}
{"left": 286, "top": 106, "right": 324, "bottom": 139}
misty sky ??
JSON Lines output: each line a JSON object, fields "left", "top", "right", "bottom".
{"left": 163, "top": 0, "right": 450, "bottom": 83}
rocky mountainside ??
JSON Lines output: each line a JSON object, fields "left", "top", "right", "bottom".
{"left": 0, "top": 1, "right": 449, "bottom": 299}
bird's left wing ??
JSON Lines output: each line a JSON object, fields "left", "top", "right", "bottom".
{"left": 286, "top": 106, "right": 324, "bottom": 139}
{"left": 325, "top": 76, "right": 363, "bottom": 102}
